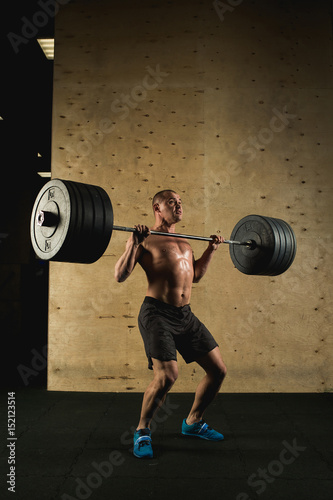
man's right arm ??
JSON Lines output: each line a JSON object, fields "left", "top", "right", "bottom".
{"left": 114, "top": 225, "right": 150, "bottom": 282}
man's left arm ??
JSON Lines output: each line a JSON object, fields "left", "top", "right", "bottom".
{"left": 193, "top": 235, "right": 224, "bottom": 283}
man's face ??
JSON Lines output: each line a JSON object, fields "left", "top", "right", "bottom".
{"left": 157, "top": 192, "right": 183, "bottom": 224}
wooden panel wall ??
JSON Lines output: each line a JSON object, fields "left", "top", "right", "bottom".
{"left": 49, "top": 0, "right": 333, "bottom": 392}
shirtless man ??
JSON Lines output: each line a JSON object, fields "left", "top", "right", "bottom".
{"left": 114, "top": 190, "right": 227, "bottom": 458}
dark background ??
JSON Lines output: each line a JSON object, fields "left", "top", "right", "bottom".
{"left": 1, "top": 1, "right": 55, "bottom": 388}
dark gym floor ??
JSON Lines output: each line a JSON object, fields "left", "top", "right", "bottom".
{"left": 1, "top": 389, "right": 332, "bottom": 500}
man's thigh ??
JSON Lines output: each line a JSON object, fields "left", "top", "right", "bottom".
{"left": 195, "top": 346, "right": 227, "bottom": 377}
{"left": 151, "top": 358, "right": 179, "bottom": 383}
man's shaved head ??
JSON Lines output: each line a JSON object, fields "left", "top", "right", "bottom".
{"left": 152, "top": 190, "right": 177, "bottom": 208}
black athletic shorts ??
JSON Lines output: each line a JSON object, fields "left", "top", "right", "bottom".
{"left": 138, "top": 296, "right": 218, "bottom": 370}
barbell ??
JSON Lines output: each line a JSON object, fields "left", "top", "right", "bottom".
{"left": 30, "top": 179, "right": 297, "bottom": 276}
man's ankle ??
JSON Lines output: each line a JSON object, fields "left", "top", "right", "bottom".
{"left": 186, "top": 416, "right": 202, "bottom": 426}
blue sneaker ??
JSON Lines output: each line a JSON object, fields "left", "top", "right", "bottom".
{"left": 133, "top": 428, "right": 153, "bottom": 458}
{"left": 181, "top": 419, "right": 224, "bottom": 441}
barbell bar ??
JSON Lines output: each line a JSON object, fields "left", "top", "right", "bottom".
{"left": 37, "top": 216, "right": 253, "bottom": 246}
{"left": 109, "top": 224, "right": 253, "bottom": 247}
{"left": 36, "top": 215, "right": 252, "bottom": 245}
{"left": 36, "top": 213, "right": 254, "bottom": 247}
{"left": 30, "top": 179, "right": 297, "bottom": 275}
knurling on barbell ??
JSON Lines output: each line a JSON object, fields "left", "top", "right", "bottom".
{"left": 30, "top": 179, "right": 297, "bottom": 275}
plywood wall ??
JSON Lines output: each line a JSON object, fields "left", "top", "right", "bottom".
{"left": 48, "top": 0, "right": 333, "bottom": 392}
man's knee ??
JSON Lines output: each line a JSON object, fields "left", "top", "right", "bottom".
{"left": 198, "top": 349, "right": 227, "bottom": 384}
{"left": 162, "top": 366, "right": 178, "bottom": 387}
{"left": 212, "top": 361, "right": 227, "bottom": 384}
{"left": 154, "top": 361, "right": 178, "bottom": 389}
{"left": 220, "top": 362, "right": 227, "bottom": 381}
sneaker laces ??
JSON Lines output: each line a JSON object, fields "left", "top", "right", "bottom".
{"left": 138, "top": 438, "right": 151, "bottom": 450}
{"left": 134, "top": 430, "right": 152, "bottom": 449}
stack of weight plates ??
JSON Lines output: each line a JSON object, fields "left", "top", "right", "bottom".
{"left": 30, "top": 179, "right": 113, "bottom": 263}
{"left": 229, "top": 215, "right": 297, "bottom": 276}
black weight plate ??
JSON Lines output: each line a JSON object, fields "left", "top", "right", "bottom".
{"left": 269, "top": 217, "right": 286, "bottom": 275}
{"left": 256, "top": 217, "right": 296, "bottom": 276}
{"left": 275, "top": 218, "right": 297, "bottom": 274}
{"left": 68, "top": 181, "right": 95, "bottom": 263}
{"left": 280, "top": 218, "right": 297, "bottom": 262}
{"left": 268, "top": 219, "right": 294, "bottom": 276}
{"left": 67, "top": 180, "right": 113, "bottom": 263}
{"left": 87, "top": 183, "right": 113, "bottom": 262}
{"left": 229, "top": 215, "right": 276, "bottom": 275}
{"left": 274, "top": 219, "right": 294, "bottom": 276}
{"left": 75, "top": 181, "right": 113, "bottom": 263}
{"left": 89, "top": 183, "right": 114, "bottom": 257}
{"left": 262, "top": 217, "right": 287, "bottom": 276}
{"left": 56, "top": 180, "right": 113, "bottom": 264}
{"left": 258, "top": 216, "right": 283, "bottom": 276}
{"left": 288, "top": 220, "right": 297, "bottom": 267}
